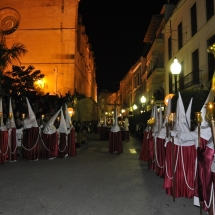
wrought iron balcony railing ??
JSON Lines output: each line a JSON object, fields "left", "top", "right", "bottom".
{"left": 171, "top": 69, "right": 201, "bottom": 93}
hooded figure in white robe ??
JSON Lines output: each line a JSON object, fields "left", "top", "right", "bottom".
{"left": 42, "top": 109, "right": 61, "bottom": 159}
{"left": 8, "top": 97, "right": 17, "bottom": 161}
{"left": 58, "top": 108, "right": 70, "bottom": 158}
{"left": 65, "top": 104, "right": 76, "bottom": 157}
{"left": 178, "top": 90, "right": 215, "bottom": 212}
{"left": 0, "top": 97, "right": 9, "bottom": 164}
{"left": 109, "top": 108, "right": 123, "bottom": 154}
{"left": 22, "top": 97, "right": 39, "bottom": 161}
{"left": 164, "top": 92, "right": 201, "bottom": 199}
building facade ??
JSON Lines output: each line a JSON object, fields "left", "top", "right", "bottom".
{"left": 100, "top": 0, "right": 215, "bottom": 119}
{"left": 164, "top": 0, "right": 215, "bottom": 94}
{"left": 0, "top": 0, "right": 97, "bottom": 102}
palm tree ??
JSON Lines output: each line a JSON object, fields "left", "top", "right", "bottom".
{"left": 3, "top": 65, "right": 44, "bottom": 97}
{"left": 0, "top": 34, "right": 28, "bottom": 95}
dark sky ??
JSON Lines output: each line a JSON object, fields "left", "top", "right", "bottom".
{"left": 78, "top": 0, "right": 176, "bottom": 92}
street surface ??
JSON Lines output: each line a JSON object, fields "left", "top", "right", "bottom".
{"left": 0, "top": 133, "right": 206, "bottom": 215}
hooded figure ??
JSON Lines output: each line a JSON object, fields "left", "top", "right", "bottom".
{"left": 109, "top": 108, "right": 123, "bottom": 154}
{"left": 0, "top": 97, "right": 9, "bottom": 164}
{"left": 58, "top": 108, "right": 69, "bottom": 158}
{"left": 178, "top": 90, "right": 214, "bottom": 147}
{"left": 24, "top": 98, "right": 38, "bottom": 129}
{"left": 22, "top": 97, "right": 40, "bottom": 161}
{"left": 42, "top": 109, "right": 61, "bottom": 159}
{"left": 154, "top": 103, "right": 167, "bottom": 178}
{"left": 8, "top": 97, "right": 17, "bottom": 161}
{"left": 122, "top": 117, "right": 130, "bottom": 141}
{"left": 139, "top": 106, "right": 156, "bottom": 162}
{"left": 65, "top": 104, "right": 76, "bottom": 157}
{"left": 0, "top": 97, "right": 6, "bottom": 130}
{"left": 124, "top": 117, "right": 129, "bottom": 131}
{"left": 164, "top": 92, "right": 198, "bottom": 200}
{"left": 177, "top": 89, "right": 215, "bottom": 212}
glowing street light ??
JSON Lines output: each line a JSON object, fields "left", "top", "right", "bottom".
{"left": 170, "top": 57, "right": 181, "bottom": 94}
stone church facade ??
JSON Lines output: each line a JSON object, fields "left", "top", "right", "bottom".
{"left": 0, "top": 0, "right": 97, "bottom": 102}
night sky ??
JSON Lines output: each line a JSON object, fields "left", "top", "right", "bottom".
{"left": 78, "top": 0, "right": 178, "bottom": 92}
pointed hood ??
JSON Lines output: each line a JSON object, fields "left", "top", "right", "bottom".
{"left": 163, "top": 98, "right": 172, "bottom": 126}
{"left": 65, "top": 104, "right": 72, "bottom": 129}
{"left": 43, "top": 109, "right": 61, "bottom": 134}
{"left": 196, "top": 90, "right": 214, "bottom": 141}
{"left": 158, "top": 98, "right": 172, "bottom": 139}
{"left": 144, "top": 106, "right": 155, "bottom": 131}
{"left": 124, "top": 117, "right": 129, "bottom": 131}
{"left": 175, "top": 92, "right": 189, "bottom": 133}
{"left": 200, "top": 89, "right": 214, "bottom": 127}
{"left": 158, "top": 104, "right": 163, "bottom": 133}
{"left": 9, "top": 98, "right": 16, "bottom": 128}
{"left": 153, "top": 104, "right": 159, "bottom": 133}
{"left": 25, "top": 97, "right": 38, "bottom": 128}
{"left": 97, "top": 118, "right": 101, "bottom": 127}
{"left": 186, "top": 98, "right": 193, "bottom": 129}
{"left": 58, "top": 109, "right": 68, "bottom": 134}
{"left": 0, "top": 97, "right": 4, "bottom": 127}
{"left": 111, "top": 108, "right": 120, "bottom": 132}
{"left": 124, "top": 117, "right": 129, "bottom": 126}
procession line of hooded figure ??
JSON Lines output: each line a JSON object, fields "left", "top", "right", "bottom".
{"left": 0, "top": 97, "right": 76, "bottom": 163}
{"left": 139, "top": 89, "right": 215, "bottom": 214}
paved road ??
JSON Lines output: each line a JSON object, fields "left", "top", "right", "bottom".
{"left": 0, "top": 133, "right": 206, "bottom": 215}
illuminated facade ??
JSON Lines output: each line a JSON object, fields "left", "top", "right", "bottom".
{"left": 0, "top": 0, "right": 97, "bottom": 102}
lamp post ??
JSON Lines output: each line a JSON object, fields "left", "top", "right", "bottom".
{"left": 170, "top": 58, "right": 181, "bottom": 94}
{"left": 133, "top": 104, "right": 137, "bottom": 115}
{"left": 140, "top": 96, "right": 146, "bottom": 112}
{"left": 168, "top": 112, "right": 176, "bottom": 202}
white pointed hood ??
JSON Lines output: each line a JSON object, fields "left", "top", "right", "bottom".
{"left": 0, "top": 97, "right": 4, "bottom": 127}
{"left": 25, "top": 97, "right": 38, "bottom": 128}
{"left": 58, "top": 109, "right": 68, "bottom": 134}
{"left": 186, "top": 98, "right": 193, "bottom": 130}
{"left": 158, "top": 98, "right": 172, "bottom": 139}
{"left": 153, "top": 104, "right": 159, "bottom": 133}
{"left": 124, "top": 117, "right": 129, "bottom": 131}
{"left": 43, "top": 109, "right": 61, "bottom": 134}
{"left": 144, "top": 107, "right": 154, "bottom": 132}
{"left": 158, "top": 104, "right": 163, "bottom": 133}
{"left": 200, "top": 89, "right": 214, "bottom": 127}
{"left": 163, "top": 98, "right": 172, "bottom": 126}
{"left": 175, "top": 92, "right": 189, "bottom": 133}
{"left": 65, "top": 104, "right": 73, "bottom": 129}
{"left": 196, "top": 89, "right": 214, "bottom": 142}
{"left": 97, "top": 120, "right": 101, "bottom": 127}
{"left": 111, "top": 108, "right": 120, "bottom": 132}
{"left": 9, "top": 98, "right": 16, "bottom": 128}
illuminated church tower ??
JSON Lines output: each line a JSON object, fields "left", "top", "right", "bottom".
{"left": 0, "top": 0, "right": 97, "bottom": 101}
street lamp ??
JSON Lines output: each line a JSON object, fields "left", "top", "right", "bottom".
{"left": 133, "top": 104, "right": 137, "bottom": 115}
{"left": 140, "top": 96, "right": 146, "bottom": 112}
{"left": 133, "top": 104, "right": 137, "bottom": 110}
{"left": 170, "top": 57, "right": 181, "bottom": 94}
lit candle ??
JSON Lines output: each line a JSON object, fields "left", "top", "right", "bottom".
{"left": 206, "top": 102, "right": 215, "bottom": 121}
{"left": 41, "top": 114, "right": 45, "bottom": 120}
{"left": 195, "top": 112, "right": 202, "bottom": 124}
{"left": 22, "top": 113, "right": 25, "bottom": 119}
{"left": 9, "top": 112, "right": 13, "bottom": 118}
